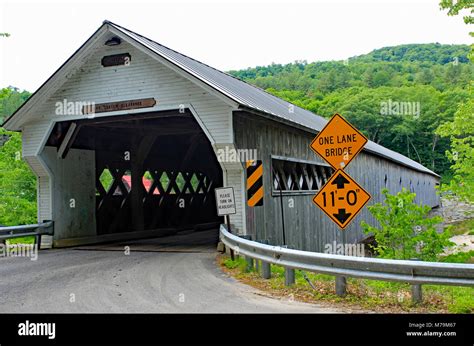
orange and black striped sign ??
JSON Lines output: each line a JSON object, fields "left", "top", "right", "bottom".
{"left": 246, "top": 160, "right": 263, "bottom": 207}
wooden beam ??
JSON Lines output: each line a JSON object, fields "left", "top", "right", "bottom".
{"left": 130, "top": 134, "right": 158, "bottom": 233}
{"left": 58, "top": 122, "right": 82, "bottom": 159}
{"left": 136, "top": 134, "right": 158, "bottom": 163}
{"left": 178, "top": 133, "right": 205, "bottom": 170}
{"left": 90, "top": 126, "right": 201, "bottom": 137}
{"left": 75, "top": 110, "right": 192, "bottom": 126}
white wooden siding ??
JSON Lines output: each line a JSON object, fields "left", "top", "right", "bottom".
{"left": 22, "top": 120, "right": 54, "bottom": 222}
{"left": 37, "top": 175, "right": 52, "bottom": 222}
{"left": 226, "top": 168, "right": 245, "bottom": 233}
{"left": 33, "top": 40, "right": 233, "bottom": 144}
{"left": 22, "top": 120, "right": 52, "bottom": 158}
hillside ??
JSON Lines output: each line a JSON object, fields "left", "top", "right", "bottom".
{"left": 353, "top": 43, "right": 471, "bottom": 64}
{"left": 228, "top": 44, "right": 472, "bottom": 178}
{"left": 0, "top": 87, "right": 30, "bottom": 125}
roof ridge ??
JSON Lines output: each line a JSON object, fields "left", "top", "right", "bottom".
{"left": 105, "top": 21, "right": 310, "bottom": 114}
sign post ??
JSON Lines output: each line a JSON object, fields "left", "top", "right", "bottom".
{"left": 215, "top": 187, "right": 237, "bottom": 260}
{"left": 310, "top": 113, "right": 371, "bottom": 229}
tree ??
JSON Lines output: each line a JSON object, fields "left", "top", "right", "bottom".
{"left": 0, "top": 128, "right": 37, "bottom": 226}
{"left": 0, "top": 87, "right": 31, "bottom": 123}
{"left": 436, "top": 100, "right": 474, "bottom": 202}
{"left": 436, "top": 0, "right": 474, "bottom": 201}
{"left": 361, "top": 188, "right": 451, "bottom": 261}
{"left": 439, "top": 0, "right": 474, "bottom": 26}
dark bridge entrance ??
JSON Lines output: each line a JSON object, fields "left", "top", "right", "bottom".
{"left": 46, "top": 109, "right": 222, "bottom": 238}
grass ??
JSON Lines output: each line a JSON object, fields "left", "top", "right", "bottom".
{"left": 440, "top": 250, "right": 474, "bottom": 264}
{"left": 219, "top": 255, "right": 474, "bottom": 313}
{"left": 447, "top": 218, "right": 474, "bottom": 236}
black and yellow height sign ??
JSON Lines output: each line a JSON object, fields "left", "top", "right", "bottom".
{"left": 246, "top": 160, "right": 263, "bottom": 207}
{"left": 310, "top": 113, "right": 371, "bottom": 229}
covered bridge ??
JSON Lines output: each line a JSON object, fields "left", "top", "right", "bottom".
{"left": 2, "top": 21, "right": 440, "bottom": 250}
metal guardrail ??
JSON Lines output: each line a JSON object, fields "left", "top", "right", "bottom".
{"left": 219, "top": 224, "right": 474, "bottom": 303}
{"left": 0, "top": 221, "right": 54, "bottom": 247}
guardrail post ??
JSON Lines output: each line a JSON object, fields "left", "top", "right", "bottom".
{"left": 335, "top": 276, "right": 347, "bottom": 296}
{"left": 411, "top": 284, "right": 422, "bottom": 304}
{"left": 285, "top": 268, "right": 295, "bottom": 286}
{"left": 258, "top": 239, "right": 271, "bottom": 279}
{"left": 36, "top": 234, "right": 42, "bottom": 250}
{"left": 261, "top": 261, "right": 271, "bottom": 279}
{"left": 245, "top": 257, "right": 254, "bottom": 272}
{"left": 237, "top": 235, "right": 253, "bottom": 270}
{"left": 410, "top": 258, "right": 422, "bottom": 304}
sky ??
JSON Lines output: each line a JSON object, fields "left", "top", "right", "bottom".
{"left": 0, "top": 0, "right": 471, "bottom": 92}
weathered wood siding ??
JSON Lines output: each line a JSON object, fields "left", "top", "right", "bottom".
{"left": 234, "top": 111, "right": 440, "bottom": 252}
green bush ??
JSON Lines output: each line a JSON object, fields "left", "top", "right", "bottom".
{"left": 439, "top": 250, "right": 474, "bottom": 264}
{"left": 0, "top": 128, "right": 37, "bottom": 226}
{"left": 361, "top": 188, "right": 452, "bottom": 261}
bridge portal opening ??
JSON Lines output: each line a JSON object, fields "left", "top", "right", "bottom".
{"left": 46, "top": 109, "right": 223, "bottom": 239}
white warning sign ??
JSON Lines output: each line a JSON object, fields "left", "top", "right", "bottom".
{"left": 215, "top": 187, "right": 237, "bottom": 216}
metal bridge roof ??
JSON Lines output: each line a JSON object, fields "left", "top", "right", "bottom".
{"left": 108, "top": 21, "right": 438, "bottom": 177}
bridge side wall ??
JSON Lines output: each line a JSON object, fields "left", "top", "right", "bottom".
{"left": 233, "top": 111, "right": 440, "bottom": 252}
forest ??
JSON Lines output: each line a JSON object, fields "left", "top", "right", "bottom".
{"left": 228, "top": 43, "right": 473, "bottom": 180}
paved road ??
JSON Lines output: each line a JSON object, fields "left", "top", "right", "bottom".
{"left": 0, "top": 229, "right": 343, "bottom": 313}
